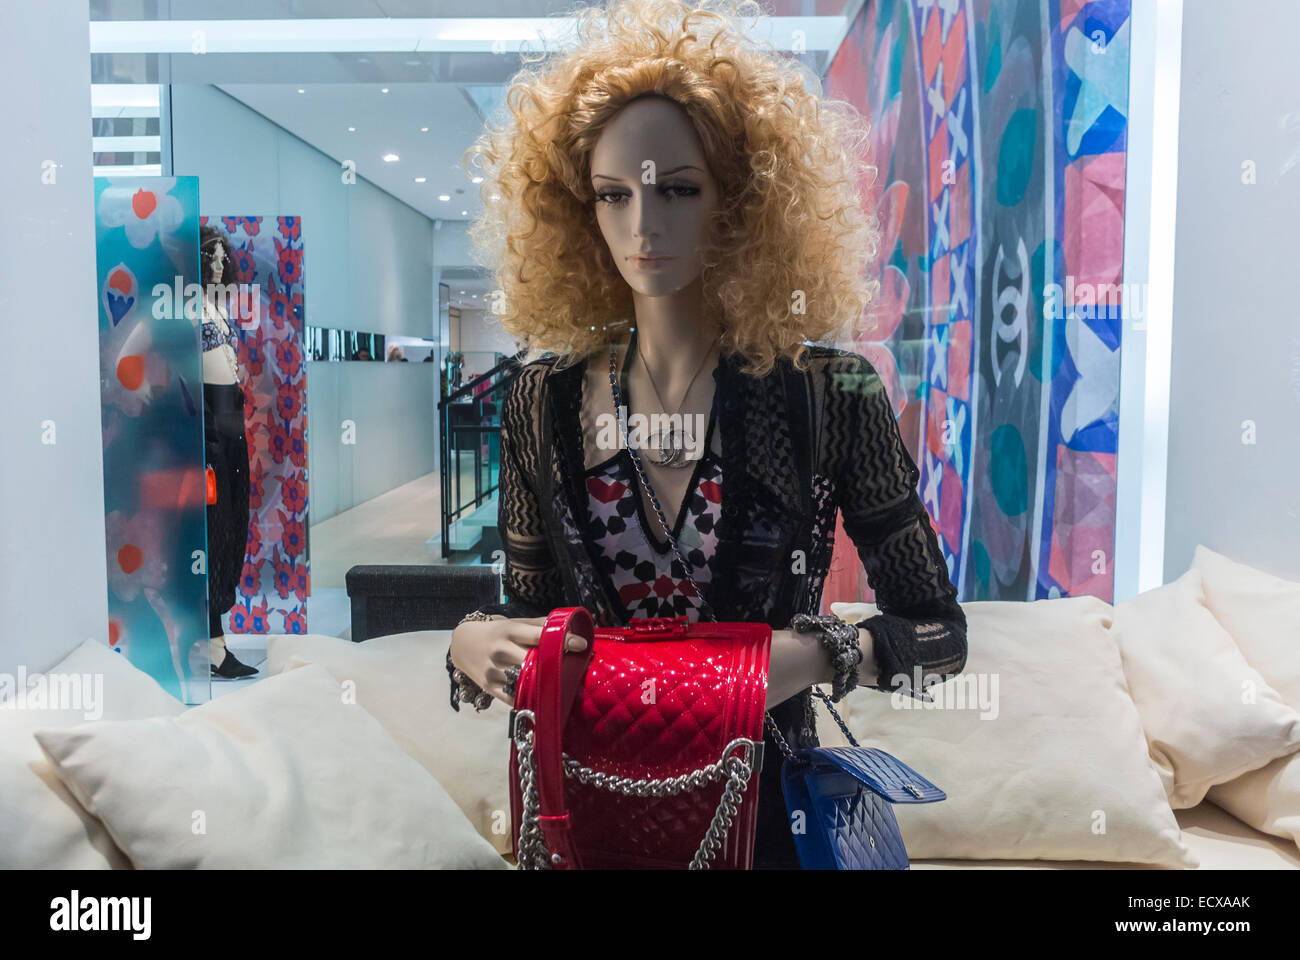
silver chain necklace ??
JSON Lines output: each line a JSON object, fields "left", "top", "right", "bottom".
{"left": 632, "top": 335, "right": 719, "bottom": 468}
{"left": 608, "top": 342, "right": 718, "bottom": 621}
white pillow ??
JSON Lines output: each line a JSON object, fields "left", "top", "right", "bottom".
{"left": 266, "top": 631, "right": 512, "bottom": 854}
{"left": 1207, "top": 753, "right": 1300, "bottom": 851}
{"left": 0, "top": 639, "right": 186, "bottom": 869}
{"left": 1192, "top": 545, "right": 1300, "bottom": 705}
{"left": 835, "top": 596, "right": 1198, "bottom": 867}
{"left": 1111, "top": 567, "right": 1300, "bottom": 808}
{"left": 1192, "top": 546, "right": 1300, "bottom": 849}
{"left": 34, "top": 663, "right": 508, "bottom": 869}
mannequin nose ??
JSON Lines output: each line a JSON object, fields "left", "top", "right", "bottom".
{"left": 630, "top": 194, "right": 662, "bottom": 241}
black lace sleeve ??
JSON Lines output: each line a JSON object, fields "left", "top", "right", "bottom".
{"left": 446, "top": 361, "right": 567, "bottom": 711}
{"left": 821, "top": 350, "right": 968, "bottom": 701}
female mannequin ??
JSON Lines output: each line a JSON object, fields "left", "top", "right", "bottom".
{"left": 198, "top": 224, "right": 257, "bottom": 679}
{"left": 449, "top": 0, "right": 967, "bottom": 867}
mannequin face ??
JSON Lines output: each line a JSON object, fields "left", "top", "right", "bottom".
{"left": 590, "top": 95, "right": 719, "bottom": 298}
{"left": 209, "top": 240, "right": 227, "bottom": 285}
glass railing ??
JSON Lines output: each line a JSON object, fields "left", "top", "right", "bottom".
{"left": 436, "top": 353, "right": 516, "bottom": 560}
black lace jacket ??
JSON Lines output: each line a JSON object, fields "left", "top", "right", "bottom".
{"left": 453, "top": 343, "right": 968, "bottom": 867}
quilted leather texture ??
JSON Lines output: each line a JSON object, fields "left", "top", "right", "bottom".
{"left": 804, "top": 747, "right": 946, "bottom": 803}
{"left": 512, "top": 616, "right": 771, "bottom": 869}
{"left": 781, "top": 747, "right": 946, "bottom": 870}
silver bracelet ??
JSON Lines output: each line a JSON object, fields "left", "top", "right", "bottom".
{"left": 451, "top": 610, "right": 498, "bottom": 711}
{"left": 790, "top": 613, "right": 864, "bottom": 703}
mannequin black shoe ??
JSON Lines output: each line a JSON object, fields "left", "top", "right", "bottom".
{"left": 210, "top": 648, "right": 259, "bottom": 679}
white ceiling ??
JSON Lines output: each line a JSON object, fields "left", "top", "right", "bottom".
{"left": 217, "top": 81, "right": 498, "bottom": 223}
{"left": 89, "top": 2, "right": 865, "bottom": 310}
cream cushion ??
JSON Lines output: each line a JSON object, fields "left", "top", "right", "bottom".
{"left": 1193, "top": 546, "right": 1300, "bottom": 850}
{"left": 266, "top": 631, "right": 513, "bottom": 854}
{"left": 1110, "top": 567, "right": 1300, "bottom": 808}
{"left": 833, "top": 596, "right": 1197, "bottom": 867}
{"left": 0, "top": 639, "right": 186, "bottom": 869}
{"left": 34, "top": 663, "right": 507, "bottom": 869}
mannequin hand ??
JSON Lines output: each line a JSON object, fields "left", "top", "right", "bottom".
{"left": 449, "top": 616, "right": 588, "bottom": 706}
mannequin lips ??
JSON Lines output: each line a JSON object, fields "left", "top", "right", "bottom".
{"left": 630, "top": 254, "right": 676, "bottom": 268}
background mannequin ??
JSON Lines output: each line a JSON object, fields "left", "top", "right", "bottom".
{"left": 198, "top": 224, "right": 256, "bottom": 679}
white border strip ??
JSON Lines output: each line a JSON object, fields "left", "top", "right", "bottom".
{"left": 89, "top": 16, "right": 848, "bottom": 55}
{"left": 1117, "top": 0, "right": 1182, "bottom": 600}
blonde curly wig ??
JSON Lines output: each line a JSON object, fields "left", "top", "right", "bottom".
{"left": 464, "top": 0, "right": 880, "bottom": 378}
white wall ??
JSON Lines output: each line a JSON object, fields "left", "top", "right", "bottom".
{"left": 171, "top": 84, "right": 435, "bottom": 338}
{"left": 1163, "top": 0, "right": 1300, "bottom": 581}
{"left": 0, "top": 0, "right": 108, "bottom": 673}
{"left": 170, "top": 84, "right": 439, "bottom": 521}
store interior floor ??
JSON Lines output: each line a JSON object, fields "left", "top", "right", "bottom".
{"left": 213, "top": 466, "right": 485, "bottom": 698}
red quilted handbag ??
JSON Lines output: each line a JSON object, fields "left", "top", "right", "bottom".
{"left": 508, "top": 607, "right": 771, "bottom": 869}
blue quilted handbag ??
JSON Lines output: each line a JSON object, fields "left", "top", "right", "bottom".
{"left": 773, "top": 689, "right": 946, "bottom": 870}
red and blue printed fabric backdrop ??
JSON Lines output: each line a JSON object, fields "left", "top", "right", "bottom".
{"left": 822, "top": 0, "right": 1130, "bottom": 607}
{"left": 200, "top": 215, "right": 309, "bottom": 634}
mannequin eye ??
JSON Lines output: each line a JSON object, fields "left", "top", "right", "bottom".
{"left": 595, "top": 184, "right": 699, "bottom": 206}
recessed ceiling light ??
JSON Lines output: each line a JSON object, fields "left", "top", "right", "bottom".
{"left": 438, "top": 194, "right": 450, "bottom": 201}
{"left": 297, "top": 88, "right": 305, "bottom": 94}
{"left": 381, "top": 87, "right": 389, "bottom": 93}
{"left": 383, "top": 153, "right": 399, "bottom": 162}
{"left": 461, "top": 210, "right": 467, "bottom": 215}
{"left": 347, "top": 126, "right": 355, "bottom": 132}
{"left": 471, "top": 176, "right": 483, "bottom": 184}
{"left": 421, "top": 127, "right": 429, "bottom": 132}
{"left": 415, "top": 177, "right": 426, "bottom": 183}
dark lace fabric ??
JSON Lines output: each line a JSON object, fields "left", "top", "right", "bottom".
{"left": 450, "top": 343, "right": 968, "bottom": 868}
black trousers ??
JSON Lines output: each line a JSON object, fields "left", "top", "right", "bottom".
{"left": 203, "top": 382, "right": 250, "bottom": 638}
{"left": 750, "top": 694, "right": 806, "bottom": 869}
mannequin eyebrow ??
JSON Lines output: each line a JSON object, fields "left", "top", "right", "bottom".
{"left": 592, "top": 165, "right": 703, "bottom": 182}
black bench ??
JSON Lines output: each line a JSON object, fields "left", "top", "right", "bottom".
{"left": 344, "top": 564, "right": 503, "bottom": 642}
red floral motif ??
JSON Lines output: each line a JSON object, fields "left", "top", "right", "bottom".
{"left": 238, "top": 559, "right": 261, "bottom": 597}
{"left": 269, "top": 284, "right": 291, "bottom": 331}
{"left": 231, "top": 595, "right": 272, "bottom": 634}
{"left": 267, "top": 418, "right": 291, "bottom": 466}
{"left": 131, "top": 189, "right": 156, "bottom": 219}
{"left": 278, "top": 217, "right": 301, "bottom": 241}
{"left": 273, "top": 555, "right": 296, "bottom": 600}
{"left": 276, "top": 385, "right": 303, "bottom": 432}
{"left": 275, "top": 239, "right": 303, "bottom": 286}
{"left": 275, "top": 338, "right": 303, "bottom": 380}
{"left": 281, "top": 608, "right": 307, "bottom": 634}
{"left": 232, "top": 244, "right": 256, "bottom": 284}
{"left": 287, "top": 423, "right": 307, "bottom": 470}
{"left": 279, "top": 476, "right": 307, "bottom": 518}
{"left": 245, "top": 516, "right": 263, "bottom": 562}
{"left": 248, "top": 458, "right": 266, "bottom": 512}
{"left": 280, "top": 511, "right": 305, "bottom": 559}
{"left": 240, "top": 326, "right": 267, "bottom": 379}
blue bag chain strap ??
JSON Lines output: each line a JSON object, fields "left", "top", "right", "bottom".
{"left": 607, "top": 345, "right": 858, "bottom": 757}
